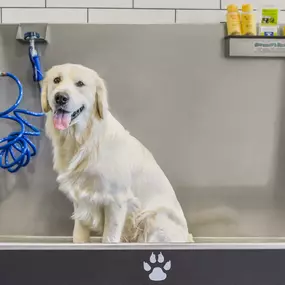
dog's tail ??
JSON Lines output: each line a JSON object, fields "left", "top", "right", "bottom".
{"left": 131, "top": 210, "right": 157, "bottom": 242}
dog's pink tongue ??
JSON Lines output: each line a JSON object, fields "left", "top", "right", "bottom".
{"left": 53, "top": 112, "right": 71, "bottom": 130}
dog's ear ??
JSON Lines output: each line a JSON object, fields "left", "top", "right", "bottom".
{"left": 41, "top": 75, "right": 51, "bottom": 113}
{"left": 95, "top": 76, "right": 108, "bottom": 119}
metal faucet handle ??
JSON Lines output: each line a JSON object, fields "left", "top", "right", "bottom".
{"left": 24, "top": 32, "right": 40, "bottom": 41}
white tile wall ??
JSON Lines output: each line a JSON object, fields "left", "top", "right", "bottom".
{"left": 177, "top": 10, "right": 226, "bottom": 24}
{"left": 2, "top": 8, "right": 87, "bottom": 23}
{"left": 0, "top": 0, "right": 285, "bottom": 24}
{"left": 47, "top": 0, "right": 132, "bottom": 8}
{"left": 222, "top": 0, "right": 285, "bottom": 9}
{"left": 89, "top": 9, "right": 174, "bottom": 24}
{"left": 0, "top": 0, "right": 44, "bottom": 7}
{"left": 134, "top": 0, "right": 220, "bottom": 9}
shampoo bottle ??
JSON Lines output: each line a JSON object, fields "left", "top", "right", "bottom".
{"left": 241, "top": 4, "right": 257, "bottom": 35}
{"left": 226, "top": 4, "right": 241, "bottom": 36}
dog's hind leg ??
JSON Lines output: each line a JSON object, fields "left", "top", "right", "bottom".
{"left": 137, "top": 211, "right": 189, "bottom": 243}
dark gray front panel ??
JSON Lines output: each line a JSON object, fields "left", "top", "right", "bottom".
{"left": 1, "top": 247, "right": 285, "bottom": 285}
{"left": 0, "top": 24, "right": 284, "bottom": 238}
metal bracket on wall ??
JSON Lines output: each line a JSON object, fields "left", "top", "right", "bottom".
{"left": 16, "top": 23, "right": 50, "bottom": 43}
{"left": 225, "top": 35, "right": 285, "bottom": 58}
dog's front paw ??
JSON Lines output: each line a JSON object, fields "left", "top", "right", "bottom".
{"left": 73, "top": 237, "right": 90, "bottom": 243}
{"left": 73, "top": 235, "right": 90, "bottom": 243}
{"left": 102, "top": 236, "right": 120, "bottom": 243}
{"left": 72, "top": 219, "right": 91, "bottom": 243}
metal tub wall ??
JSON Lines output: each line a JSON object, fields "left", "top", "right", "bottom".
{"left": 0, "top": 23, "right": 285, "bottom": 241}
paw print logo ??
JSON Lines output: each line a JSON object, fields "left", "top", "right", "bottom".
{"left": 143, "top": 252, "right": 171, "bottom": 282}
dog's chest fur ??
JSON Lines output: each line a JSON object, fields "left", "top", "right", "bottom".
{"left": 47, "top": 116, "right": 138, "bottom": 230}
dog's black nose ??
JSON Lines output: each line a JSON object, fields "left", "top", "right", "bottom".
{"left": 55, "top": 92, "right": 69, "bottom": 106}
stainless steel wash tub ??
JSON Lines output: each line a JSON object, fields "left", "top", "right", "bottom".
{"left": 1, "top": 23, "right": 285, "bottom": 284}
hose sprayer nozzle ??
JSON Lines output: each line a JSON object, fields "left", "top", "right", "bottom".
{"left": 24, "top": 32, "right": 44, "bottom": 82}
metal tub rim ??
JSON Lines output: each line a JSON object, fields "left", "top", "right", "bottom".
{"left": 1, "top": 236, "right": 285, "bottom": 250}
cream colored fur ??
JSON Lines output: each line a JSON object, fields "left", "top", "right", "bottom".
{"left": 42, "top": 63, "right": 193, "bottom": 243}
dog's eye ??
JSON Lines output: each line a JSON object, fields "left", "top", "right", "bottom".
{"left": 75, "top": 81, "right": 85, "bottom": 87}
{"left": 53, "top": 77, "right": 61, "bottom": 84}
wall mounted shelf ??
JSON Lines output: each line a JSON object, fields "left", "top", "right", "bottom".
{"left": 225, "top": 35, "right": 285, "bottom": 58}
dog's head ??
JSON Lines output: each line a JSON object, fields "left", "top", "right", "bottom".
{"left": 41, "top": 63, "right": 108, "bottom": 130}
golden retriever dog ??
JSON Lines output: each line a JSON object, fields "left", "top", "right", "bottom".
{"left": 41, "top": 63, "right": 193, "bottom": 243}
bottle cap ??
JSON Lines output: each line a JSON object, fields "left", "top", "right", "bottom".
{"left": 242, "top": 4, "right": 253, "bottom": 12}
{"left": 227, "top": 4, "right": 238, "bottom": 12}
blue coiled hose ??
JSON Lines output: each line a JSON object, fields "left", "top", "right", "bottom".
{"left": 0, "top": 33, "right": 44, "bottom": 173}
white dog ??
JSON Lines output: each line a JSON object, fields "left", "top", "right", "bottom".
{"left": 41, "top": 63, "right": 193, "bottom": 243}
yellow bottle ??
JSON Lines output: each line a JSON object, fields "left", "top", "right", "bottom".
{"left": 226, "top": 4, "right": 241, "bottom": 36}
{"left": 241, "top": 4, "right": 257, "bottom": 35}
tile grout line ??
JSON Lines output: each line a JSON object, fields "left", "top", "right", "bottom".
{"left": 0, "top": 7, "right": 230, "bottom": 11}
{"left": 0, "top": 8, "right": 2, "bottom": 23}
{"left": 220, "top": 0, "right": 222, "bottom": 9}
{"left": 45, "top": 0, "right": 47, "bottom": 8}
{"left": 87, "top": 8, "right": 89, "bottom": 23}
{"left": 175, "top": 9, "right": 176, "bottom": 23}
{"left": 132, "top": 0, "right": 134, "bottom": 8}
